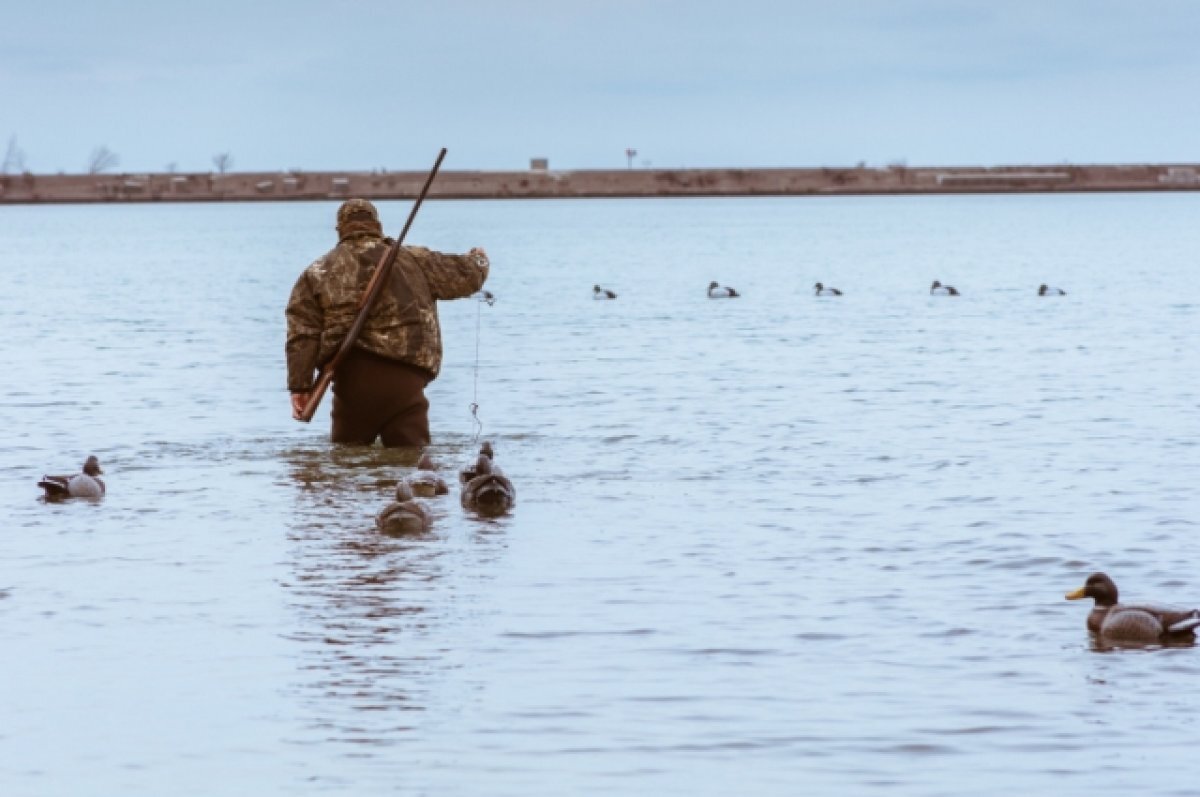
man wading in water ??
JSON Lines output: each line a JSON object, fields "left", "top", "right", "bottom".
{"left": 286, "top": 198, "right": 489, "bottom": 446}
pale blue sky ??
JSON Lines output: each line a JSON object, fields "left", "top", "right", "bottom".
{"left": 3, "top": 0, "right": 1198, "bottom": 173}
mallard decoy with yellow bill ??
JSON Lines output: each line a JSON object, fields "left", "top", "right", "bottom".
{"left": 1066, "top": 572, "right": 1200, "bottom": 642}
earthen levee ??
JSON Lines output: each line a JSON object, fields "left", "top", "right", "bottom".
{"left": 2, "top": 163, "right": 1198, "bottom": 204}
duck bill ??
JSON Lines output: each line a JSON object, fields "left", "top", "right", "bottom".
{"left": 1065, "top": 587, "right": 1087, "bottom": 600}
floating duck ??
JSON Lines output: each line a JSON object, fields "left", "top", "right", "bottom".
{"left": 461, "top": 453, "right": 516, "bottom": 517}
{"left": 1066, "top": 572, "right": 1200, "bottom": 642}
{"left": 471, "top": 289, "right": 496, "bottom": 305}
{"left": 593, "top": 285, "right": 617, "bottom": 300}
{"left": 814, "top": 282, "right": 843, "bottom": 296}
{"left": 459, "top": 441, "right": 495, "bottom": 484}
{"left": 38, "top": 455, "right": 105, "bottom": 499}
{"left": 406, "top": 450, "right": 449, "bottom": 498}
{"left": 707, "top": 281, "right": 740, "bottom": 299}
{"left": 376, "top": 480, "right": 432, "bottom": 536}
{"left": 1038, "top": 284, "right": 1066, "bottom": 296}
{"left": 930, "top": 280, "right": 960, "bottom": 296}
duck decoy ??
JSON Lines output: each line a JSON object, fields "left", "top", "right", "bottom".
{"left": 376, "top": 480, "right": 432, "bottom": 536}
{"left": 593, "top": 285, "right": 617, "bottom": 300}
{"left": 930, "top": 280, "right": 960, "bottom": 296}
{"left": 406, "top": 450, "right": 449, "bottom": 498}
{"left": 461, "top": 453, "right": 516, "bottom": 517}
{"left": 459, "top": 441, "right": 495, "bottom": 485}
{"left": 38, "top": 455, "right": 105, "bottom": 499}
{"left": 707, "top": 281, "right": 740, "bottom": 299}
{"left": 1038, "top": 284, "right": 1066, "bottom": 296}
{"left": 1066, "top": 572, "right": 1200, "bottom": 642}
{"left": 814, "top": 282, "right": 843, "bottom": 296}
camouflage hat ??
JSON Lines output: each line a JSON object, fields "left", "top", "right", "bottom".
{"left": 336, "top": 198, "right": 383, "bottom": 240}
{"left": 337, "top": 198, "right": 379, "bottom": 225}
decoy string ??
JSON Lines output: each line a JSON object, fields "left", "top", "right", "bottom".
{"left": 469, "top": 294, "right": 484, "bottom": 443}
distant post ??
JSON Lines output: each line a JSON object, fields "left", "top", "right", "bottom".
{"left": 625, "top": 148, "right": 637, "bottom": 169}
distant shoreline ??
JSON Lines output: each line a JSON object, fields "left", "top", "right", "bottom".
{"left": 2, "top": 163, "right": 1198, "bottom": 204}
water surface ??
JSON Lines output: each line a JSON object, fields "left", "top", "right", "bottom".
{"left": 2, "top": 194, "right": 1198, "bottom": 795}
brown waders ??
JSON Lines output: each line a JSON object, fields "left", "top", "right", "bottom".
{"left": 331, "top": 347, "right": 432, "bottom": 447}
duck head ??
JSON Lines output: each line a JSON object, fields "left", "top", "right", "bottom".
{"left": 83, "top": 456, "right": 103, "bottom": 476}
{"left": 394, "top": 480, "right": 415, "bottom": 502}
{"left": 931, "top": 280, "right": 943, "bottom": 290}
{"left": 814, "top": 282, "right": 824, "bottom": 290}
{"left": 708, "top": 281, "right": 719, "bottom": 290}
{"left": 480, "top": 441, "right": 494, "bottom": 460}
{"left": 1066, "top": 572, "right": 1119, "bottom": 606}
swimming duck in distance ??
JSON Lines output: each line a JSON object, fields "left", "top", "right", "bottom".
{"left": 1038, "top": 284, "right": 1066, "bottom": 296}
{"left": 930, "top": 280, "right": 960, "bottom": 296}
{"left": 376, "top": 480, "right": 432, "bottom": 536}
{"left": 1066, "top": 572, "right": 1200, "bottom": 642}
{"left": 38, "top": 455, "right": 105, "bottom": 499}
{"left": 405, "top": 450, "right": 449, "bottom": 498}
{"left": 814, "top": 282, "right": 843, "bottom": 296}
{"left": 707, "top": 281, "right": 740, "bottom": 298}
{"left": 593, "top": 285, "right": 617, "bottom": 300}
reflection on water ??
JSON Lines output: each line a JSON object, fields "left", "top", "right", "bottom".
{"left": 1088, "top": 635, "right": 1197, "bottom": 653}
{"left": 280, "top": 441, "right": 509, "bottom": 748}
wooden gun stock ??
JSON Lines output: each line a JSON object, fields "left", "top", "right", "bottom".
{"left": 296, "top": 147, "right": 447, "bottom": 423}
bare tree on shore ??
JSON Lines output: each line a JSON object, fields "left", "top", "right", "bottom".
{"left": 2, "top": 135, "right": 26, "bottom": 174}
{"left": 88, "top": 146, "right": 120, "bottom": 174}
{"left": 213, "top": 152, "right": 233, "bottom": 174}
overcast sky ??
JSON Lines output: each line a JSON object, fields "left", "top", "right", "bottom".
{"left": 3, "top": 0, "right": 1198, "bottom": 173}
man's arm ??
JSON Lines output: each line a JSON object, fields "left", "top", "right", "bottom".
{"left": 414, "top": 246, "right": 490, "bottom": 300}
{"left": 285, "top": 271, "right": 324, "bottom": 397}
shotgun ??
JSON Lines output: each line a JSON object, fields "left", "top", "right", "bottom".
{"left": 296, "top": 147, "right": 448, "bottom": 423}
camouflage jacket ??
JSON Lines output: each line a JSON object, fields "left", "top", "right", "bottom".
{"left": 285, "top": 234, "right": 488, "bottom": 391}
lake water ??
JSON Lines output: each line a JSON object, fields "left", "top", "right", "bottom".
{"left": 1, "top": 193, "right": 1198, "bottom": 796}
